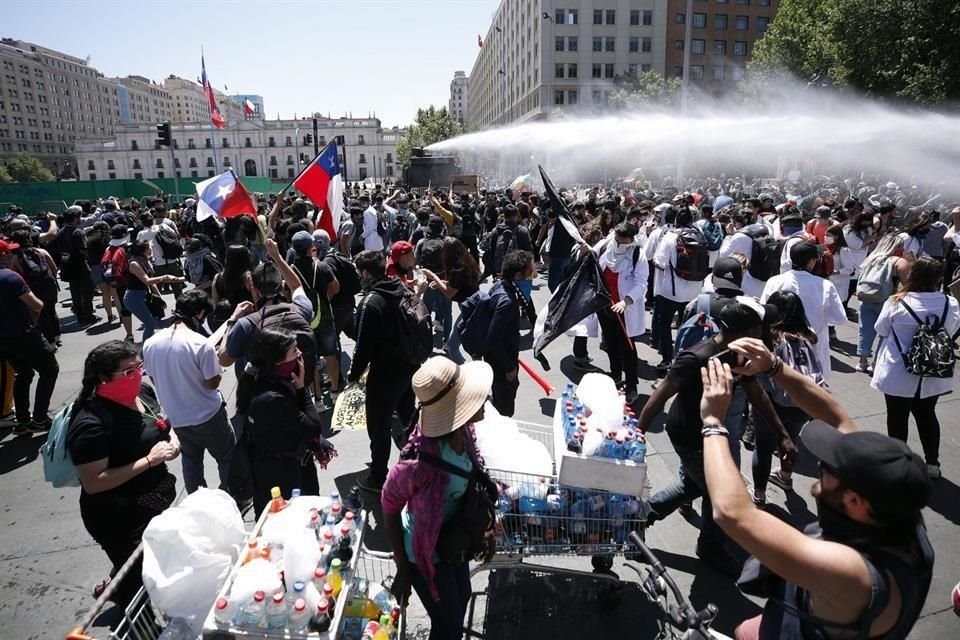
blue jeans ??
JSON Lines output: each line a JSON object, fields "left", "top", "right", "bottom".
{"left": 423, "top": 288, "right": 453, "bottom": 343}
{"left": 123, "top": 289, "right": 159, "bottom": 342}
{"left": 857, "top": 301, "right": 884, "bottom": 357}
{"left": 647, "top": 445, "right": 727, "bottom": 547}
{"left": 548, "top": 254, "right": 572, "bottom": 292}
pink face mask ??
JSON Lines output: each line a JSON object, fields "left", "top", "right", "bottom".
{"left": 275, "top": 359, "right": 299, "bottom": 379}
{"left": 96, "top": 366, "right": 143, "bottom": 407}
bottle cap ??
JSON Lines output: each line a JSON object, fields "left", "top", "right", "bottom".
{"left": 314, "top": 567, "right": 326, "bottom": 579}
{"left": 323, "top": 582, "right": 334, "bottom": 596}
{"left": 294, "top": 581, "right": 305, "bottom": 592}
{"left": 317, "top": 597, "right": 330, "bottom": 613}
{"left": 323, "top": 530, "right": 334, "bottom": 542}
{"left": 364, "top": 622, "right": 381, "bottom": 634}
{"left": 291, "top": 488, "right": 301, "bottom": 497}
{"left": 380, "top": 614, "right": 392, "bottom": 625}
{"left": 247, "top": 539, "right": 258, "bottom": 549}
{"left": 331, "top": 558, "right": 342, "bottom": 570}
{"left": 345, "top": 511, "right": 355, "bottom": 521}
{"left": 270, "top": 486, "right": 281, "bottom": 499}
{"left": 254, "top": 590, "right": 265, "bottom": 602}
{"left": 260, "top": 548, "right": 271, "bottom": 560}
{"left": 341, "top": 524, "right": 351, "bottom": 535}
{"left": 294, "top": 598, "right": 306, "bottom": 612}
{"left": 215, "top": 597, "right": 228, "bottom": 610}
{"left": 272, "top": 591, "right": 284, "bottom": 604}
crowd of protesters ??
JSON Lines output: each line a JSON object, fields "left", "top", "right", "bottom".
{"left": 0, "top": 169, "right": 957, "bottom": 638}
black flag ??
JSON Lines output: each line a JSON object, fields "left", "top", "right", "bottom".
{"left": 538, "top": 164, "right": 584, "bottom": 251}
{"left": 533, "top": 251, "right": 612, "bottom": 357}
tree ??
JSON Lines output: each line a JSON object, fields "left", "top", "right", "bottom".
{"left": 751, "top": 0, "right": 960, "bottom": 103}
{"left": 3, "top": 151, "right": 55, "bottom": 182}
{"left": 0, "top": 163, "right": 12, "bottom": 184}
{"left": 396, "top": 106, "right": 463, "bottom": 169}
{"left": 607, "top": 70, "right": 682, "bottom": 110}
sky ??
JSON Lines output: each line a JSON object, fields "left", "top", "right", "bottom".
{"left": 3, "top": 0, "right": 498, "bottom": 127}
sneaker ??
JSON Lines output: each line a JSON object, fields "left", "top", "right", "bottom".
{"left": 30, "top": 417, "right": 52, "bottom": 432}
{"left": 624, "top": 388, "right": 639, "bottom": 405}
{"left": 741, "top": 423, "right": 756, "bottom": 451}
{"left": 855, "top": 361, "right": 873, "bottom": 373}
{"left": 356, "top": 473, "right": 384, "bottom": 493}
{"left": 655, "top": 360, "right": 671, "bottom": 371}
{"left": 768, "top": 470, "right": 793, "bottom": 491}
{"left": 678, "top": 500, "right": 695, "bottom": 517}
{"left": 752, "top": 491, "right": 766, "bottom": 507}
{"left": 572, "top": 356, "right": 593, "bottom": 370}
{"left": 696, "top": 541, "right": 742, "bottom": 578}
{"left": 13, "top": 419, "right": 35, "bottom": 435}
{"left": 342, "top": 486, "right": 364, "bottom": 512}
{"left": 927, "top": 464, "right": 942, "bottom": 480}
{"left": 124, "top": 334, "right": 135, "bottom": 343}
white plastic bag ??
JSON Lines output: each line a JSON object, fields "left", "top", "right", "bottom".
{"left": 228, "top": 557, "right": 283, "bottom": 610}
{"left": 142, "top": 488, "right": 247, "bottom": 632}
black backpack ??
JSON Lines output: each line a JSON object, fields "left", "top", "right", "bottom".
{"left": 672, "top": 227, "right": 710, "bottom": 282}
{"left": 417, "top": 238, "right": 445, "bottom": 273}
{"left": 155, "top": 225, "right": 183, "bottom": 259}
{"left": 16, "top": 248, "right": 55, "bottom": 290}
{"left": 492, "top": 227, "right": 518, "bottom": 275}
{"left": 455, "top": 290, "right": 493, "bottom": 358}
{"left": 326, "top": 252, "right": 361, "bottom": 300}
{"left": 375, "top": 210, "right": 387, "bottom": 236}
{"left": 893, "top": 298, "right": 956, "bottom": 379}
{"left": 391, "top": 214, "right": 411, "bottom": 243}
{"left": 396, "top": 287, "right": 433, "bottom": 366}
{"left": 745, "top": 229, "right": 784, "bottom": 282}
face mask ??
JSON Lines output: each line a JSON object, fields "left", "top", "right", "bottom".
{"left": 96, "top": 367, "right": 143, "bottom": 407}
{"left": 816, "top": 497, "right": 887, "bottom": 544}
{"left": 824, "top": 237, "right": 836, "bottom": 246}
{"left": 361, "top": 275, "right": 375, "bottom": 291}
{"left": 275, "top": 359, "right": 299, "bottom": 379}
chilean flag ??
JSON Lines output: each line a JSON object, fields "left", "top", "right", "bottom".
{"left": 243, "top": 99, "right": 256, "bottom": 116}
{"left": 293, "top": 142, "right": 343, "bottom": 240}
{"left": 195, "top": 170, "right": 256, "bottom": 221}
{"left": 201, "top": 56, "right": 225, "bottom": 129}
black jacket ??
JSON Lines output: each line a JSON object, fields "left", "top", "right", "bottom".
{"left": 349, "top": 276, "right": 411, "bottom": 381}
{"left": 247, "top": 375, "right": 323, "bottom": 456}
{"left": 484, "top": 280, "right": 520, "bottom": 373}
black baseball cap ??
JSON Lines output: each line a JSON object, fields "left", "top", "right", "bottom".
{"left": 801, "top": 421, "right": 931, "bottom": 518}
{"left": 712, "top": 257, "right": 743, "bottom": 292}
{"left": 790, "top": 241, "right": 820, "bottom": 267}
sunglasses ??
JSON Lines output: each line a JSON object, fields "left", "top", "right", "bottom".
{"left": 114, "top": 361, "right": 144, "bottom": 379}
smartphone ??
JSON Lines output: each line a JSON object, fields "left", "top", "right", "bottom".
{"left": 709, "top": 349, "right": 745, "bottom": 381}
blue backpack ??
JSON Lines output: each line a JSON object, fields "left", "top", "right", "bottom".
{"left": 673, "top": 294, "right": 719, "bottom": 359}
{"left": 41, "top": 403, "right": 81, "bottom": 488}
{"left": 455, "top": 290, "right": 493, "bottom": 358}
{"left": 701, "top": 219, "right": 724, "bottom": 251}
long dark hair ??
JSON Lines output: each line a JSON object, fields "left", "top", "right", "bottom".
{"left": 767, "top": 290, "right": 818, "bottom": 345}
{"left": 892, "top": 256, "right": 943, "bottom": 303}
{"left": 440, "top": 237, "right": 480, "bottom": 289}
{"left": 70, "top": 340, "right": 140, "bottom": 421}
{"left": 223, "top": 244, "right": 252, "bottom": 294}
{"left": 248, "top": 327, "right": 296, "bottom": 371}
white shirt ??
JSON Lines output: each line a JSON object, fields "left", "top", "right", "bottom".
{"left": 871, "top": 292, "right": 960, "bottom": 399}
{"left": 760, "top": 270, "right": 847, "bottom": 380}
{"left": 137, "top": 219, "right": 178, "bottom": 265}
{"left": 779, "top": 231, "right": 811, "bottom": 274}
{"left": 143, "top": 324, "right": 224, "bottom": 427}
{"left": 653, "top": 228, "right": 703, "bottom": 303}
{"left": 361, "top": 206, "right": 384, "bottom": 251}
{"left": 842, "top": 227, "right": 873, "bottom": 275}
{"left": 897, "top": 232, "right": 923, "bottom": 258}
{"left": 644, "top": 224, "right": 669, "bottom": 296}
{"left": 718, "top": 230, "right": 766, "bottom": 299}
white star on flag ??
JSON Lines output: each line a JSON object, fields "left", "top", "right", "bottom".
{"left": 216, "top": 183, "right": 234, "bottom": 200}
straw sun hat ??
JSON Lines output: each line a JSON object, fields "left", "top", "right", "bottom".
{"left": 413, "top": 357, "right": 493, "bottom": 438}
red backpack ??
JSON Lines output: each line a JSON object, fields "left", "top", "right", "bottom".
{"left": 100, "top": 245, "right": 129, "bottom": 287}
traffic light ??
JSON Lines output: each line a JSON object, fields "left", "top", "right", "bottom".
{"left": 156, "top": 122, "right": 172, "bottom": 147}
{"left": 304, "top": 134, "right": 312, "bottom": 145}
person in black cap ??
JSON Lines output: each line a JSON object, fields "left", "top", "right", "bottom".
{"left": 700, "top": 341, "right": 933, "bottom": 640}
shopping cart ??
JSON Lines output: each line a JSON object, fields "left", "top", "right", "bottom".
{"left": 344, "top": 545, "right": 407, "bottom": 640}
{"left": 475, "top": 420, "right": 651, "bottom": 590}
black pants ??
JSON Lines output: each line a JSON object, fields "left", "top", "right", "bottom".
{"left": 250, "top": 449, "right": 319, "bottom": 518}
{"left": 32, "top": 279, "right": 61, "bottom": 342}
{"left": 885, "top": 392, "right": 941, "bottom": 466}
{"left": 67, "top": 272, "right": 96, "bottom": 320}
{"left": 411, "top": 561, "right": 471, "bottom": 640}
{"left": 487, "top": 360, "right": 519, "bottom": 417}
{"left": 153, "top": 261, "right": 185, "bottom": 298}
{"left": 598, "top": 309, "right": 638, "bottom": 389}
{"left": 0, "top": 328, "right": 59, "bottom": 423}
{"left": 365, "top": 366, "right": 416, "bottom": 482}
{"left": 654, "top": 295, "right": 688, "bottom": 361}
{"left": 573, "top": 336, "right": 589, "bottom": 359}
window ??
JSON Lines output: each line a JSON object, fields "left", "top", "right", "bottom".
{"left": 692, "top": 39, "right": 705, "bottom": 54}
{"left": 244, "top": 137, "right": 252, "bottom": 147}
{"left": 675, "top": 39, "right": 685, "bottom": 50}
{"left": 107, "top": 160, "right": 115, "bottom": 170}
{"left": 605, "top": 37, "right": 615, "bottom": 52}
{"left": 757, "top": 16, "right": 769, "bottom": 33}
{"left": 629, "top": 37, "right": 639, "bottom": 53}
{"left": 554, "top": 90, "right": 564, "bottom": 106}
{"left": 132, "top": 159, "right": 141, "bottom": 169}
{"left": 736, "top": 15, "right": 749, "bottom": 30}
{"left": 676, "top": 13, "right": 685, "bottom": 24}
{"left": 269, "top": 168, "right": 278, "bottom": 178}
{"left": 156, "top": 158, "right": 163, "bottom": 168}
{"left": 286, "top": 155, "right": 294, "bottom": 165}
{"left": 693, "top": 13, "right": 706, "bottom": 28}
{"left": 386, "top": 166, "right": 393, "bottom": 177}
{"left": 568, "top": 63, "right": 578, "bottom": 78}
{"left": 208, "top": 170, "right": 215, "bottom": 177}
{"left": 691, "top": 65, "right": 704, "bottom": 80}
{"left": 732, "top": 66, "right": 745, "bottom": 80}
{"left": 359, "top": 154, "right": 367, "bottom": 163}
{"left": 758, "top": 0, "right": 770, "bottom": 5}
{"left": 736, "top": 0, "right": 750, "bottom": 4}
{"left": 606, "top": 10, "right": 615, "bottom": 25}
{"left": 269, "top": 155, "right": 277, "bottom": 166}
{"left": 88, "top": 173, "right": 96, "bottom": 180}
{"left": 630, "top": 10, "right": 640, "bottom": 25}
{"left": 592, "top": 89, "right": 603, "bottom": 104}
{"left": 386, "top": 153, "right": 393, "bottom": 163}
{"left": 641, "top": 63, "right": 652, "bottom": 72}
{"left": 555, "top": 36, "right": 564, "bottom": 52}
{"left": 131, "top": 140, "right": 138, "bottom": 150}
{"left": 191, "top": 170, "right": 198, "bottom": 178}
{"left": 134, "top": 172, "right": 143, "bottom": 179}
{"left": 643, "top": 10, "right": 653, "bottom": 26}
{"left": 555, "top": 63, "right": 564, "bottom": 79}
{"left": 188, "top": 138, "right": 195, "bottom": 149}
{"left": 268, "top": 137, "right": 275, "bottom": 146}
{"left": 713, "top": 66, "right": 725, "bottom": 81}
{"left": 567, "top": 9, "right": 577, "bottom": 25}
{"left": 205, "top": 138, "right": 212, "bottom": 148}
{"left": 642, "top": 37, "right": 652, "bottom": 53}
{"left": 87, "top": 160, "right": 95, "bottom": 170}
{"left": 554, "top": 9, "right": 564, "bottom": 23}
{"left": 734, "top": 41, "right": 748, "bottom": 56}
{"left": 568, "top": 36, "right": 578, "bottom": 51}
{"left": 673, "top": 66, "right": 684, "bottom": 78}
{"left": 108, "top": 172, "right": 116, "bottom": 179}
{"left": 593, "top": 9, "right": 602, "bottom": 25}
{"left": 358, "top": 135, "right": 365, "bottom": 145}
{"left": 284, "top": 136, "right": 292, "bottom": 146}
{"left": 593, "top": 36, "right": 602, "bottom": 52}
{"left": 592, "top": 63, "right": 602, "bottom": 79}
{"left": 207, "top": 157, "right": 214, "bottom": 167}
{"left": 157, "top": 171, "right": 165, "bottom": 179}
{"left": 714, "top": 40, "right": 727, "bottom": 55}
{"left": 716, "top": 14, "right": 728, "bottom": 29}
{"left": 189, "top": 157, "right": 197, "bottom": 167}
{"left": 604, "top": 63, "right": 615, "bottom": 79}
{"left": 288, "top": 168, "right": 295, "bottom": 178}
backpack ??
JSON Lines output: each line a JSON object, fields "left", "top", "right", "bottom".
{"left": 672, "top": 227, "right": 710, "bottom": 282}
{"left": 492, "top": 227, "right": 518, "bottom": 275}
{"left": 745, "top": 229, "right": 784, "bottom": 281}
{"left": 701, "top": 219, "right": 724, "bottom": 251}
{"left": 396, "top": 288, "right": 434, "bottom": 366}
{"left": 892, "top": 299, "right": 956, "bottom": 379}
{"left": 673, "top": 294, "right": 719, "bottom": 359}
{"left": 41, "top": 403, "right": 80, "bottom": 488}
{"left": 155, "top": 224, "right": 183, "bottom": 259}
{"left": 771, "top": 337, "right": 825, "bottom": 407}
{"left": 418, "top": 237, "right": 445, "bottom": 273}
{"left": 391, "top": 214, "right": 411, "bottom": 243}
{"left": 292, "top": 260, "right": 332, "bottom": 330}
{"left": 455, "top": 290, "right": 493, "bottom": 358}
{"left": 16, "top": 248, "right": 54, "bottom": 289}
{"left": 375, "top": 210, "right": 387, "bottom": 237}
{"left": 326, "top": 252, "right": 361, "bottom": 300}
{"left": 100, "top": 245, "right": 128, "bottom": 287}
{"left": 856, "top": 258, "right": 895, "bottom": 303}
{"left": 203, "top": 252, "right": 224, "bottom": 281}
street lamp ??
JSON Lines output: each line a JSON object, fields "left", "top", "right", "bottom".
{"left": 294, "top": 125, "right": 301, "bottom": 172}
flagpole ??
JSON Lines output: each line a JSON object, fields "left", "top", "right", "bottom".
{"left": 203, "top": 47, "right": 219, "bottom": 174}
{"left": 278, "top": 141, "right": 334, "bottom": 195}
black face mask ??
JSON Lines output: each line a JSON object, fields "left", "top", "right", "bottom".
{"left": 506, "top": 219, "right": 518, "bottom": 228}
{"left": 816, "top": 497, "right": 901, "bottom": 547}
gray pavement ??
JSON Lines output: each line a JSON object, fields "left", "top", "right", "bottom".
{"left": 1, "top": 275, "right": 957, "bottom": 640}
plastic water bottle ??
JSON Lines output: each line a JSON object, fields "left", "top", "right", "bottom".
{"left": 309, "top": 597, "right": 332, "bottom": 633}
{"left": 610, "top": 436, "right": 626, "bottom": 460}
{"left": 213, "top": 597, "right": 236, "bottom": 625}
{"left": 630, "top": 433, "right": 647, "bottom": 464}
{"left": 266, "top": 591, "right": 287, "bottom": 629}
{"left": 287, "top": 598, "right": 311, "bottom": 633}
{"left": 239, "top": 590, "right": 266, "bottom": 627}
{"left": 369, "top": 577, "right": 396, "bottom": 612}
{"left": 338, "top": 521, "right": 354, "bottom": 546}
{"left": 328, "top": 501, "right": 342, "bottom": 523}
{"left": 158, "top": 618, "right": 193, "bottom": 640}
{"left": 286, "top": 581, "right": 306, "bottom": 608}
{"left": 587, "top": 494, "right": 608, "bottom": 513}
{"left": 291, "top": 488, "right": 302, "bottom": 498}
{"left": 518, "top": 495, "right": 548, "bottom": 515}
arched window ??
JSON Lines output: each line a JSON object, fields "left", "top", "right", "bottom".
{"left": 244, "top": 159, "right": 257, "bottom": 177}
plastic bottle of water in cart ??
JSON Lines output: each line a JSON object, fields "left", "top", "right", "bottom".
{"left": 287, "top": 598, "right": 311, "bottom": 633}
{"left": 266, "top": 591, "right": 288, "bottom": 629}
{"left": 239, "top": 590, "right": 266, "bottom": 627}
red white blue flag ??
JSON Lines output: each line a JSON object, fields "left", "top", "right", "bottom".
{"left": 293, "top": 142, "right": 343, "bottom": 240}
{"left": 195, "top": 170, "right": 255, "bottom": 221}
{"left": 201, "top": 56, "right": 225, "bottom": 129}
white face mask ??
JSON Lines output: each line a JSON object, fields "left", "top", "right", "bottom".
{"left": 825, "top": 237, "right": 836, "bottom": 246}
{"left": 611, "top": 240, "right": 635, "bottom": 272}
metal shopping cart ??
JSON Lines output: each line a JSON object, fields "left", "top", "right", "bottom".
{"left": 475, "top": 420, "right": 651, "bottom": 593}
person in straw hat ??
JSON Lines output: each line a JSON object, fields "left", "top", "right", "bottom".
{"left": 381, "top": 356, "right": 496, "bottom": 640}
